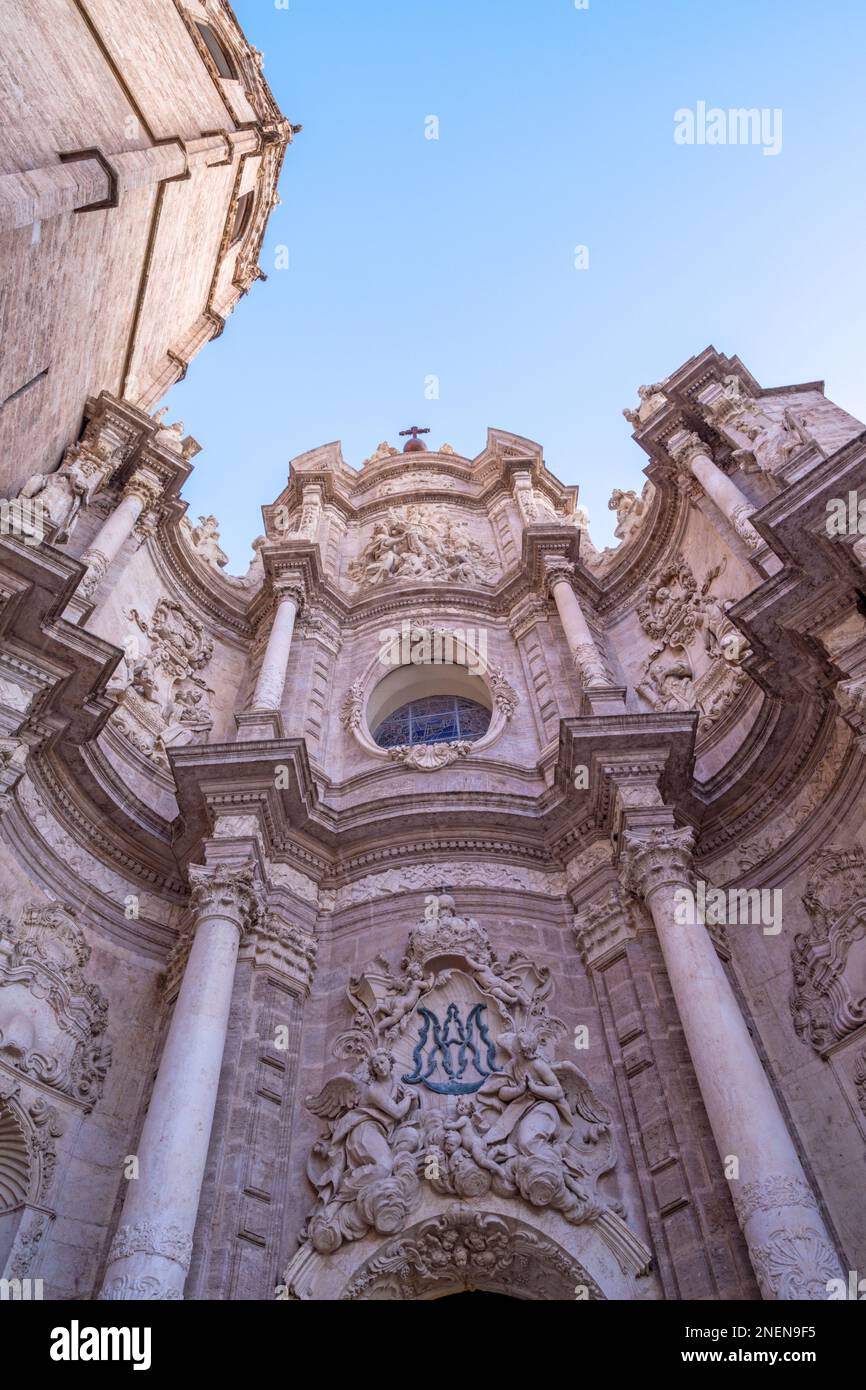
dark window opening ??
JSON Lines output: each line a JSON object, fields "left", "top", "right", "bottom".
{"left": 373, "top": 695, "right": 491, "bottom": 749}
{"left": 1, "top": 368, "right": 49, "bottom": 410}
{"left": 195, "top": 22, "right": 237, "bottom": 80}
{"left": 229, "top": 191, "right": 255, "bottom": 246}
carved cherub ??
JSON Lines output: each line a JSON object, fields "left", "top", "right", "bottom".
{"left": 377, "top": 960, "right": 434, "bottom": 1035}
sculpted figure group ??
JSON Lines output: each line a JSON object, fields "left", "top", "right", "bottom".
{"left": 303, "top": 894, "right": 618, "bottom": 1255}
{"left": 350, "top": 508, "right": 496, "bottom": 588}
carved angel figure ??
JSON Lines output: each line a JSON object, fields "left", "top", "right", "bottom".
{"left": 377, "top": 961, "right": 435, "bottom": 1035}
{"left": 477, "top": 1027, "right": 616, "bottom": 1224}
{"left": 305, "top": 1049, "right": 422, "bottom": 1253}
{"left": 730, "top": 405, "right": 815, "bottom": 475}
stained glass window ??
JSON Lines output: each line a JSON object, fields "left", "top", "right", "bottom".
{"left": 373, "top": 695, "right": 491, "bottom": 749}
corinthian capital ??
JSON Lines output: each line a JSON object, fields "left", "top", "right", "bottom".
{"left": 542, "top": 557, "right": 575, "bottom": 598}
{"left": 619, "top": 826, "right": 697, "bottom": 901}
{"left": 273, "top": 576, "right": 305, "bottom": 607}
{"left": 574, "top": 892, "right": 635, "bottom": 967}
{"left": 188, "top": 864, "right": 263, "bottom": 933}
{"left": 122, "top": 468, "right": 163, "bottom": 510}
{"left": 667, "top": 430, "right": 712, "bottom": 474}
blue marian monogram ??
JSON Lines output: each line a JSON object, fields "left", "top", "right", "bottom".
{"left": 403, "top": 1002, "right": 499, "bottom": 1095}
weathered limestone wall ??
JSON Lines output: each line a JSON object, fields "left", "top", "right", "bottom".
{"left": 0, "top": 0, "right": 290, "bottom": 495}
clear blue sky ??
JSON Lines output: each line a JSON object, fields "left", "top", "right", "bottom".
{"left": 168, "top": 0, "right": 866, "bottom": 570}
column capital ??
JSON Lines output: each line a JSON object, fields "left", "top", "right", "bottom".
{"left": 667, "top": 428, "right": 712, "bottom": 473}
{"left": 122, "top": 466, "right": 163, "bottom": 510}
{"left": 188, "top": 863, "right": 264, "bottom": 934}
{"left": 573, "top": 891, "right": 636, "bottom": 969}
{"left": 619, "top": 825, "right": 696, "bottom": 901}
{"left": 542, "top": 557, "right": 575, "bottom": 598}
{"left": 272, "top": 575, "right": 305, "bottom": 607}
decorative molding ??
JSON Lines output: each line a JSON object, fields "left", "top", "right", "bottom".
{"left": 105, "top": 1220, "right": 193, "bottom": 1273}
{"left": 750, "top": 1226, "right": 842, "bottom": 1301}
{"left": 790, "top": 845, "right": 866, "bottom": 1053}
{"left": 0, "top": 903, "right": 112, "bottom": 1110}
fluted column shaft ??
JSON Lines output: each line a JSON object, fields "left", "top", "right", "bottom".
{"left": 251, "top": 586, "right": 301, "bottom": 711}
{"left": 100, "top": 866, "right": 261, "bottom": 1301}
{"left": 621, "top": 828, "right": 843, "bottom": 1300}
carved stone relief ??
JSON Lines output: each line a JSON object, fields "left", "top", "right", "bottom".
{"left": 179, "top": 514, "right": 229, "bottom": 571}
{"left": 635, "top": 554, "right": 751, "bottom": 736}
{"left": 300, "top": 893, "right": 621, "bottom": 1260}
{"left": 109, "top": 598, "right": 215, "bottom": 766}
{"left": 341, "top": 1208, "right": 606, "bottom": 1301}
{"left": 0, "top": 904, "right": 112, "bottom": 1109}
{"left": 349, "top": 508, "right": 497, "bottom": 588}
{"left": 698, "top": 379, "right": 824, "bottom": 476}
{"left": 16, "top": 415, "right": 129, "bottom": 545}
{"left": 790, "top": 846, "right": 866, "bottom": 1053}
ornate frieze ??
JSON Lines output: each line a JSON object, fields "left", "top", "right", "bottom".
{"left": 106, "top": 1221, "right": 193, "bottom": 1273}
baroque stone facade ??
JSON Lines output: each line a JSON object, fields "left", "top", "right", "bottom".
{"left": 1, "top": 339, "right": 866, "bottom": 1303}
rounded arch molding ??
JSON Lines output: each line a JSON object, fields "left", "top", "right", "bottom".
{"left": 341, "top": 624, "right": 520, "bottom": 770}
{"left": 282, "top": 1198, "right": 656, "bottom": 1302}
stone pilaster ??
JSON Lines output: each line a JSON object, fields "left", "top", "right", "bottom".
{"left": 100, "top": 863, "right": 263, "bottom": 1301}
{"left": 619, "top": 826, "right": 844, "bottom": 1300}
{"left": 185, "top": 909, "right": 316, "bottom": 1299}
{"left": 575, "top": 890, "right": 759, "bottom": 1298}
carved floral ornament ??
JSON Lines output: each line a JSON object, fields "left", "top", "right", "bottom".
{"left": 339, "top": 625, "right": 520, "bottom": 771}
{"left": 291, "top": 892, "right": 650, "bottom": 1284}
{"left": 790, "top": 846, "right": 866, "bottom": 1054}
{"left": 0, "top": 904, "right": 112, "bottom": 1110}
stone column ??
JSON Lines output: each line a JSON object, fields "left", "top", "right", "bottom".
{"left": 620, "top": 827, "right": 844, "bottom": 1300}
{"left": 251, "top": 582, "right": 302, "bottom": 711}
{"left": 79, "top": 468, "right": 162, "bottom": 598}
{"left": 547, "top": 564, "right": 610, "bottom": 688}
{"left": 100, "top": 864, "right": 262, "bottom": 1301}
{"left": 668, "top": 430, "right": 760, "bottom": 551}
